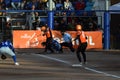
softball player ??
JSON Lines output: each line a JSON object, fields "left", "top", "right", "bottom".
{"left": 41, "top": 26, "right": 54, "bottom": 53}
{"left": 74, "top": 24, "right": 88, "bottom": 65}
{"left": 60, "top": 31, "right": 75, "bottom": 53}
{"left": 0, "top": 37, "right": 19, "bottom": 66}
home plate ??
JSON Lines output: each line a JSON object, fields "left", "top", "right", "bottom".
{"left": 72, "top": 64, "right": 82, "bottom": 67}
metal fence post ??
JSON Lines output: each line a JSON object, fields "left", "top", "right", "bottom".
{"left": 47, "top": 0, "right": 54, "bottom": 29}
{"left": 48, "top": 11, "right": 54, "bottom": 29}
{"left": 104, "top": 12, "right": 110, "bottom": 49}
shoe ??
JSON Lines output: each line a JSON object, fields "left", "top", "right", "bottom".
{"left": 15, "top": 62, "right": 20, "bottom": 66}
{"left": 72, "top": 62, "right": 82, "bottom": 67}
{"left": 83, "top": 62, "right": 87, "bottom": 65}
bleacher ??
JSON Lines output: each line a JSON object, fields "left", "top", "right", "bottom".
{"left": 0, "top": 0, "right": 109, "bottom": 31}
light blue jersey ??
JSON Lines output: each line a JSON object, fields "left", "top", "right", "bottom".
{"left": 63, "top": 33, "right": 72, "bottom": 43}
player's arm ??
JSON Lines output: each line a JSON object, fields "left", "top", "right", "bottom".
{"left": 9, "top": 42, "right": 15, "bottom": 53}
{"left": 74, "top": 35, "right": 80, "bottom": 41}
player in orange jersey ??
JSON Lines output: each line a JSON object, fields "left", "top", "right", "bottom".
{"left": 41, "top": 26, "right": 54, "bottom": 53}
{"left": 74, "top": 24, "right": 88, "bottom": 65}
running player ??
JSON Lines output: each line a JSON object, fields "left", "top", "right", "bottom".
{"left": 0, "top": 36, "right": 19, "bottom": 66}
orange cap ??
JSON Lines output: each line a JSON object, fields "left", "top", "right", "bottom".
{"left": 76, "top": 25, "right": 82, "bottom": 31}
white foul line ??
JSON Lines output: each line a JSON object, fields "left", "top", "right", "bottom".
{"left": 37, "top": 54, "right": 71, "bottom": 65}
{"left": 34, "top": 54, "right": 120, "bottom": 79}
{"left": 84, "top": 67, "right": 120, "bottom": 79}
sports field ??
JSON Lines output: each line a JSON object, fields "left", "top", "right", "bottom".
{"left": 0, "top": 49, "right": 120, "bottom": 80}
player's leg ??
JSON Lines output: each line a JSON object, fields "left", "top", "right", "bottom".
{"left": 5, "top": 47, "right": 19, "bottom": 65}
{"left": 68, "top": 42, "right": 75, "bottom": 52}
{"left": 76, "top": 46, "right": 82, "bottom": 62}
{"left": 59, "top": 42, "right": 67, "bottom": 53}
{"left": 81, "top": 43, "right": 87, "bottom": 64}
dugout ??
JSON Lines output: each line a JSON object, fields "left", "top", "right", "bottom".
{"left": 110, "top": 14, "right": 120, "bottom": 49}
{"left": 109, "top": 2, "right": 120, "bottom": 49}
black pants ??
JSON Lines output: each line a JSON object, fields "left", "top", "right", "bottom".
{"left": 76, "top": 42, "right": 87, "bottom": 62}
{"left": 44, "top": 37, "right": 54, "bottom": 53}
{"left": 60, "top": 42, "right": 75, "bottom": 52}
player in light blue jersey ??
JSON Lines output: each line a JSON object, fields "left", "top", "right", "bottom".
{"left": 0, "top": 37, "right": 19, "bottom": 66}
{"left": 60, "top": 31, "right": 75, "bottom": 53}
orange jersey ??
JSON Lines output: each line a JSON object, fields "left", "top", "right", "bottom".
{"left": 44, "top": 30, "right": 52, "bottom": 38}
{"left": 77, "top": 31, "right": 87, "bottom": 43}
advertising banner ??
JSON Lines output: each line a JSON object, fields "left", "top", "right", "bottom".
{"left": 13, "top": 30, "right": 103, "bottom": 49}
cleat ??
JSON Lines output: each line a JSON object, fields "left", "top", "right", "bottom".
{"left": 83, "top": 62, "right": 87, "bottom": 65}
{"left": 15, "top": 62, "right": 20, "bottom": 66}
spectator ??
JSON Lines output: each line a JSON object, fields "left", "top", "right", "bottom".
{"left": 21, "top": 0, "right": 28, "bottom": 10}
{"left": 55, "top": 0, "right": 63, "bottom": 16}
{"left": 37, "top": 0, "right": 47, "bottom": 15}
{"left": 85, "top": 17, "right": 98, "bottom": 31}
{"left": 67, "top": 13, "right": 76, "bottom": 30}
{"left": 75, "top": 0, "right": 85, "bottom": 10}
{"left": 31, "top": 5, "right": 38, "bottom": 29}
{"left": 0, "top": 5, "right": 6, "bottom": 32}
{"left": 0, "top": 0, "right": 6, "bottom": 10}
{"left": 32, "top": 18, "right": 40, "bottom": 30}
{"left": 4, "top": 0, "right": 11, "bottom": 10}
{"left": 46, "top": 0, "right": 56, "bottom": 10}
{"left": 58, "top": 16, "right": 67, "bottom": 31}
{"left": 92, "top": 0, "right": 105, "bottom": 27}
{"left": 84, "top": 0, "right": 94, "bottom": 16}
{"left": 4, "top": 21, "right": 12, "bottom": 40}
{"left": 0, "top": 5, "right": 4, "bottom": 16}
{"left": 63, "top": 0, "right": 74, "bottom": 16}
{"left": 27, "top": 0, "right": 38, "bottom": 10}
{"left": 64, "top": 0, "right": 74, "bottom": 10}
{"left": 11, "top": 0, "right": 22, "bottom": 10}
{"left": 55, "top": 0, "right": 63, "bottom": 10}
{"left": 54, "top": 19, "right": 59, "bottom": 30}
{"left": 85, "top": 0, "right": 94, "bottom": 10}
{"left": 25, "top": 5, "right": 37, "bottom": 30}
{"left": 87, "top": 22, "right": 95, "bottom": 31}
{"left": 37, "top": 0, "right": 46, "bottom": 10}
{"left": 75, "top": 0, "right": 85, "bottom": 16}
{"left": 32, "top": 12, "right": 41, "bottom": 30}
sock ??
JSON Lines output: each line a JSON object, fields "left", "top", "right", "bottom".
{"left": 12, "top": 56, "right": 17, "bottom": 63}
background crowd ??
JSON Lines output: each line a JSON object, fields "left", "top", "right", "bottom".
{"left": 0, "top": 0, "right": 95, "bottom": 11}
{"left": 0, "top": 0, "right": 102, "bottom": 31}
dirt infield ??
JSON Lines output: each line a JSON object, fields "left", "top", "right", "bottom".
{"left": 0, "top": 48, "right": 120, "bottom": 80}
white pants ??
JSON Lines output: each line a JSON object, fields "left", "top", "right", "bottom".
{"left": 0, "top": 47, "right": 15, "bottom": 56}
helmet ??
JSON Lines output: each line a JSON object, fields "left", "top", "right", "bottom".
{"left": 41, "top": 26, "right": 46, "bottom": 31}
{"left": 76, "top": 25, "right": 82, "bottom": 31}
